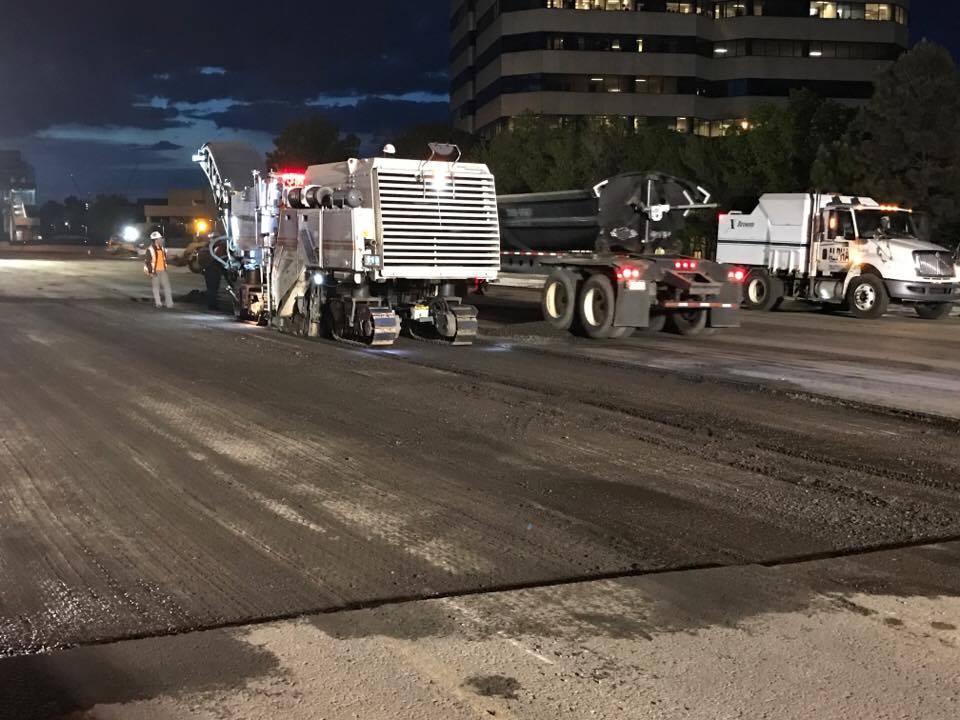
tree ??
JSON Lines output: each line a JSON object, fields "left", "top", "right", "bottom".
{"left": 87, "top": 195, "right": 137, "bottom": 241}
{"left": 267, "top": 115, "right": 360, "bottom": 170}
{"left": 62, "top": 196, "right": 88, "bottom": 236}
{"left": 840, "top": 42, "right": 960, "bottom": 240}
{"left": 390, "top": 122, "right": 479, "bottom": 161}
{"left": 38, "top": 200, "right": 66, "bottom": 238}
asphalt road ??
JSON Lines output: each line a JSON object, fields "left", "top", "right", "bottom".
{"left": 0, "top": 256, "right": 958, "bottom": 667}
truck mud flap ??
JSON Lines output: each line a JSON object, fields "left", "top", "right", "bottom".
{"left": 709, "top": 307, "right": 740, "bottom": 328}
{"left": 614, "top": 287, "right": 652, "bottom": 328}
{"left": 710, "top": 278, "right": 743, "bottom": 328}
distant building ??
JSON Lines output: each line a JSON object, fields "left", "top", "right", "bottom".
{"left": 142, "top": 189, "right": 217, "bottom": 241}
{"left": 451, "top": 0, "right": 910, "bottom": 136}
{"left": 1, "top": 151, "right": 40, "bottom": 242}
{"left": 1, "top": 150, "right": 36, "bottom": 205}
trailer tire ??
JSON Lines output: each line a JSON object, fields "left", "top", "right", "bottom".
{"left": 914, "top": 302, "right": 955, "bottom": 320}
{"left": 743, "top": 271, "right": 784, "bottom": 312}
{"left": 542, "top": 269, "right": 580, "bottom": 331}
{"left": 846, "top": 274, "right": 889, "bottom": 319}
{"left": 637, "top": 313, "right": 667, "bottom": 334}
{"left": 609, "top": 326, "right": 636, "bottom": 340}
{"left": 666, "top": 310, "right": 708, "bottom": 336}
{"left": 577, "top": 273, "right": 618, "bottom": 339}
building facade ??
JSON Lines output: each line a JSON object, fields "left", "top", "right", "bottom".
{"left": 142, "top": 189, "right": 217, "bottom": 241}
{"left": 0, "top": 151, "right": 36, "bottom": 206}
{"left": 450, "top": 0, "right": 910, "bottom": 136}
{"left": 1, "top": 151, "right": 39, "bottom": 243}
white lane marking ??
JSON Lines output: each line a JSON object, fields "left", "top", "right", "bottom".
{"left": 443, "top": 598, "right": 556, "bottom": 666}
{"left": 316, "top": 496, "right": 493, "bottom": 576}
{"left": 129, "top": 402, "right": 328, "bottom": 537}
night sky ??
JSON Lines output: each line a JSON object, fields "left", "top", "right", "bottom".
{"left": 0, "top": 1, "right": 956, "bottom": 201}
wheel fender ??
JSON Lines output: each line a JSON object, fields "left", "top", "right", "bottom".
{"left": 843, "top": 265, "right": 883, "bottom": 297}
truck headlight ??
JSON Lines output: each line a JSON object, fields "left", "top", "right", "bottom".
{"left": 122, "top": 226, "right": 140, "bottom": 243}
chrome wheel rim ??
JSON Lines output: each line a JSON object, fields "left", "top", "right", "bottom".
{"left": 545, "top": 282, "right": 567, "bottom": 319}
{"left": 583, "top": 288, "right": 608, "bottom": 327}
{"left": 854, "top": 284, "right": 877, "bottom": 311}
{"left": 748, "top": 278, "right": 766, "bottom": 305}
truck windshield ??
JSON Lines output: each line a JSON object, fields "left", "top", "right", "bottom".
{"left": 855, "top": 210, "right": 916, "bottom": 239}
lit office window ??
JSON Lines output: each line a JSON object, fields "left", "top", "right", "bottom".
{"left": 810, "top": 2, "right": 900, "bottom": 20}
{"left": 569, "top": 0, "right": 633, "bottom": 8}
{"left": 714, "top": 1, "right": 748, "bottom": 17}
{"left": 666, "top": 2, "right": 695, "bottom": 12}
{"left": 810, "top": 2, "right": 837, "bottom": 18}
{"left": 865, "top": 3, "right": 892, "bottom": 20}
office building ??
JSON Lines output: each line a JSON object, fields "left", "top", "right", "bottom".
{"left": 450, "top": 0, "right": 910, "bottom": 136}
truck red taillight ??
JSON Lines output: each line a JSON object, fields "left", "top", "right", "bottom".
{"left": 727, "top": 267, "right": 746, "bottom": 283}
{"left": 616, "top": 266, "right": 641, "bottom": 281}
{"left": 277, "top": 171, "right": 306, "bottom": 187}
{"left": 675, "top": 260, "right": 698, "bottom": 271}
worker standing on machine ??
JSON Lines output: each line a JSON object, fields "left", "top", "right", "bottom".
{"left": 144, "top": 231, "right": 174, "bottom": 309}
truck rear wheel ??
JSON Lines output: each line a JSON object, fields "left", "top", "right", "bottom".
{"left": 636, "top": 313, "right": 667, "bottom": 334}
{"left": 577, "top": 273, "right": 618, "bottom": 339}
{"left": 743, "top": 271, "right": 784, "bottom": 312}
{"left": 846, "top": 275, "right": 889, "bottom": 319}
{"left": 542, "top": 269, "right": 580, "bottom": 331}
{"left": 914, "top": 302, "right": 955, "bottom": 320}
{"left": 666, "top": 310, "right": 708, "bottom": 336}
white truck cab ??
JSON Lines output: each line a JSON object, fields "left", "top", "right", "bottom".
{"left": 717, "top": 194, "right": 959, "bottom": 320}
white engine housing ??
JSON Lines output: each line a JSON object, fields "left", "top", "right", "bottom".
{"left": 305, "top": 157, "right": 501, "bottom": 281}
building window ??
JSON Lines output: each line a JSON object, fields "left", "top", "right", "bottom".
{"left": 714, "top": 1, "right": 748, "bottom": 17}
{"left": 865, "top": 3, "right": 892, "bottom": 21}
{"left": 547, "top": 0, "right": 635, "bottom": 9}
{"left": 809, "top": 2, "right": 901, "bottom": 20}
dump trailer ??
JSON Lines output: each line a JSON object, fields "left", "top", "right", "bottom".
{"left": 497, "top": 173, "right": 742, "bottom": 338}
{"left": 717, "top": 194, "right": 960, "bottom": 320}
{"left": 193, "top": 142, "right": 500, "bottom": 346}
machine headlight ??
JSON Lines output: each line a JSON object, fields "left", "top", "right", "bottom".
{"left": 122, "top": 226, "right": 140, "bottom": 243}
{"left": 431, "top": 169, "right": 451, "bottom": 193}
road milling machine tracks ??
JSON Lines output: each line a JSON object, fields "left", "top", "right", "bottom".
{"left": 193, "top": 142, "right": 500, "bottom": 347}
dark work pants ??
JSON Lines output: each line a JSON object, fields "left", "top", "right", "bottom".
{"left": 204, "top": 264, "right": 223, "bottom": 310}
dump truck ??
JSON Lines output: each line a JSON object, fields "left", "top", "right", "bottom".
{"left": 497, "top": 173, "right": 742, "bottom": 338}
{"left": 717, "top": 194, "right": 960, "bottom": 320}
{"left": 193, "top": 142, "right": 500, "bottom": 346}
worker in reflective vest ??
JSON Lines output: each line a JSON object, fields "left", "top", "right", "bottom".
{"left": 145, "top": 231, "right": 174, "bottom": 309}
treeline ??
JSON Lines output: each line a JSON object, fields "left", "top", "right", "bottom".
{"left": 277, "top": 42, "right": 959, "bottom": 247}
{"left": 471, "top": 42, "right": 960, "bottom": 245}
{"left": 36, "top": 195, "right": 139, "bottom": 241}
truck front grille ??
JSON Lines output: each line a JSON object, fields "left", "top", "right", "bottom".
{"left": 914, "top": 251, "right": 956, "bottom": 279}
{"left": 375, "top": 166, "right": 500, "bottom": 280}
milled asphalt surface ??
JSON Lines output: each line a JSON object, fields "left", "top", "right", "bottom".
{"left": 5, "top": 541, "right": 960, "bottom": 719}
{"left": 1, "top": 253, "right": 959, "bottom": 717}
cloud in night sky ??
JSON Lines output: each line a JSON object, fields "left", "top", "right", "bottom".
{"left": 0, "top": 1, "right": 956, "bottom": 200}
{"left": 0, "top": 1, "right": 452, "bottom": 199}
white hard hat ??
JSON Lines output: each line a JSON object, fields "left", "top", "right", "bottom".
{"left": 150, "top": 231, "right": 163, "bottom": 240}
